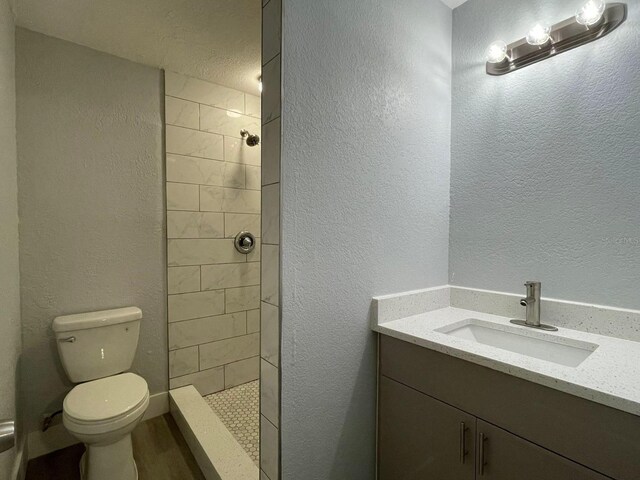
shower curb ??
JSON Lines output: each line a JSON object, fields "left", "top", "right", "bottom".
{"left": 169, "top": 386, "right": 258, "bottom": 480}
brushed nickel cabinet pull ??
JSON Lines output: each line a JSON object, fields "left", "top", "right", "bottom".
{"left": 459, "top": 422, "right": 468, "bottom": 464}
{"left": 478, "top": 432, "right": 488, "bottom": 476}
{"left": 0, "top": 420, "right": 15, "bottom": 454}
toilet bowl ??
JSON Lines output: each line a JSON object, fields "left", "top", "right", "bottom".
{"left": 63, "top": 373, "right": 149, "bottom": 480}
{"left": 53, "top": 307, "right": 148, "bottom": 480}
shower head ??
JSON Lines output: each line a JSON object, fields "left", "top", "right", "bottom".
{"left": 240, "top": 129, "right": 260, "bottom": 147}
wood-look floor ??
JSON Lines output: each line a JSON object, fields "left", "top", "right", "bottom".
{"left": 26, "top": 414, "right": 205, "bottom": 480}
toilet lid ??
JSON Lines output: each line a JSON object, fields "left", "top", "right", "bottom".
{"left": 64, "top": 372, "right": 148, "bottom": 422}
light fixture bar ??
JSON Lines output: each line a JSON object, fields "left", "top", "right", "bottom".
{"left": 486, "top": 3, "right": 627, "bottom": 76}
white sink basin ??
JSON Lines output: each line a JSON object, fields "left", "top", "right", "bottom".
{"left": 436, "top": 319, "right": 598, "bottom": 367}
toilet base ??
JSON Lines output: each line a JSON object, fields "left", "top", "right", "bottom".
{"left": 79, "top": 433, "right": 138, "bottom": 480}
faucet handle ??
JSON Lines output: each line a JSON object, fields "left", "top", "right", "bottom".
{"left": 524, "top": 281, "right": 541, "bottom": 295}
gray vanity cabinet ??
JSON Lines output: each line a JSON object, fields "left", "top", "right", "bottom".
{"left": 378, "top": 376, "right": 476, "bottom": 480}
{"left": 476, "top": 420, "right": 609, "bottom": 480}
{"left": 378, "top": 377, "right": 610, "bottom": 480}
{"left": 378, "top": 335, "right": 640, "bottom": 480}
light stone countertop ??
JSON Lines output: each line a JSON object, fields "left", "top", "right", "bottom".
{"left": 372, "top": 287, "right": 640, "bottom": 417}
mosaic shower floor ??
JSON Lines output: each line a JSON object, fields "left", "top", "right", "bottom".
{"left": 204, "top": 380, "right": 259, "bottom": 466}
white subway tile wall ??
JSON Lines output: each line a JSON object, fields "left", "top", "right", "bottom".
{"left": 165, "top": 72, "right": 261, "bottom": 395}
{"left": 225, "top": 356, "right": 260, "bottom": 389}
{"left": 166, "top": 125, "right": 224, "bottom": 160}
{"left": 261, "top": 0, "right": 282, "bottom": 478}
{"left": 168, "top": 266, "right": 201, "bottom": 294}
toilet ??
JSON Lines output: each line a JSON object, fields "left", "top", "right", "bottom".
{"left": 53, "top": 307, "right": 149, "bottom": 480}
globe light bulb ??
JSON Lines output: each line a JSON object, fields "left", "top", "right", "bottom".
{"left": 576, "top": 0, "right": 606, "bottom": 26}
{"left": 526, "top": 24, "right": 551, "bottom": 46}
{"left": 485, "top": 41, "right": 508, "bottom": 64}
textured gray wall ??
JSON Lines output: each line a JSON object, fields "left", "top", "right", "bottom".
{"left": 0, "top": 0, "right": 22, "bottom": 476}
{"left": 450, "top": 0, "right": 640, "bottom": 309}
{"left": 16, "top": 29, "right": 166, "bottom": 432}
{"left": 280, "top": 0, "right": 452, "bottom": 477}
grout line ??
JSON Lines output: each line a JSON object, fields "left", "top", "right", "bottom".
{"left": 200, "top": 349, "right": 259, "bottom": 372}
{"left": 168, "top": 310, "right": 249, "bottom": 325}
{"left": 166, "top": 123, "right": 224, "bottom": 136}
{"left": 168, "top": 288, "right": 225, "bottom": 297}
{"left": 260, "top": 356, "right": 279, "bottom": 370}
{"left": 165, "top": 94, "right": 252, "bottom": 119}
{"left": 262, "top": 300, "right": 279, "bottom": 309}
{"left": 168, "top": 237, "right": 260, "bottom": 241}
{"left": 224, "top": 355, "right": 260, "bottom": 369}
{"left": 223, "top": 288, "right": 227, "bottom": 314}
{"left": 172, "top": 210, "right": 261, "bottom": 216}
{"left": 167, "top": 153, "right": 228, "bottom": 165}
{"left": 261, "top": 113, "right": 281, "bottom": 127}
{"left": 168, "top": 121, "right": 258, "bottom": 141}
{"left": 166, "top": 180, "right": 254, "bottom": 190}
{"left": 170, "top": 329, "right": 256, "bottom": 353}
{"left": 169, "top": 261, "right": 252, "bottom": 268}
{"left": 168, "top": 150, "right": 261, "bottom": 167}
{"left": 223, "top": 212, "right": 228, "bottom": 238}
{"left": 262, "top": 52, "right": 280, "bottom": 69}
{"left": 166, "top": 151, "right": 225, "bottom": 162}
{"left": 262, "top": 116, "right": 280, "bottom": 127}
{"left": 262, "top": 414, "right": 278, "bottom": 431}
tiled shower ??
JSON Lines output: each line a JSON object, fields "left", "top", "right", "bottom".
{"left": 163, "top": 0, "right": 282, "bottom": 474}
{"left": 165, "top": 71, "right": 262, "bottom": 395}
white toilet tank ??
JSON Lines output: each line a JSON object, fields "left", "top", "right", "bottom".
{"left": 53, "top": 307, "right": 142, "bottom": 383}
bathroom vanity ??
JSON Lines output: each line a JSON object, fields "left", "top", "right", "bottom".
{"left": 373, "top": 287, "right": 640, "bottom": 480}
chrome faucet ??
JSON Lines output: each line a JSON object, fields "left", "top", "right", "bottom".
{"left": 521, "top": 281, "right": 541, "bottom": 326}
{"left": 510, "top": 281, "right": 558, "bottom": 331}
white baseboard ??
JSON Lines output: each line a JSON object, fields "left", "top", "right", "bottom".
{"left": 27, "top": 422, "right": 76, "bottom": 460}
{"left": 28, "top": 391, "right": 170, "bottom": 460}
{"left": 143, "top": 391, "right": 170, "bottom": 422}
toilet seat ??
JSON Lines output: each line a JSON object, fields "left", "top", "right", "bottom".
{"left": 63, "top": 373, "right": 149, "bottom": 436}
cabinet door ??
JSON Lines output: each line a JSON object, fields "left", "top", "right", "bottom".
{"left": 476, "top": 420, "right": 610, "bottom": 480}
{"left": 378, "top": 376, "right": 476, "bottom": 480}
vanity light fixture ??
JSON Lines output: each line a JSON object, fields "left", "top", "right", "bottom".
{"left": 258, "top": 76, "right": 263, "bottom": 93}
{"left": 576, "top": 0, "right": 607, "bottom": 26}
{"left": 485, "top": 41, "right": 509, "bottom": 64}
{"left": 526, "top": 24, "right": 551, "bottom": 46}
{"left": 486, "top": 2, "right": 627, "bottom": 75}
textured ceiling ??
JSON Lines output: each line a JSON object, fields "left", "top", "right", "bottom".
{"left": 441, "top": 0, "right": 470, "bottom": 8}
{"left": 14, "top": 0, "right": 262, "bottom": 94}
